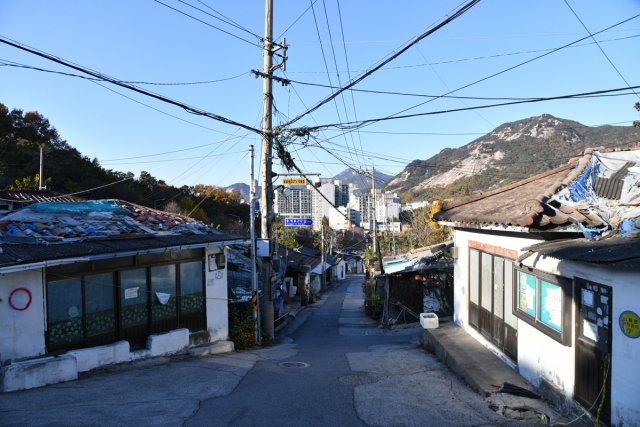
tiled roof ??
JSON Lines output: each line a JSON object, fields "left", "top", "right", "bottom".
{"left": 0, "top": 190, "right": 84, "bottom": 204}
{"left": 436, "top": 146, "right": 640, "bottom": 233}
{"left": 278, "top": 246, "right": 322, "bottom": 272}
{"left": 0, "top": 199, "right": 247, "bottom": 267}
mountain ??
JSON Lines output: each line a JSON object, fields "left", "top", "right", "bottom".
{"left": 223, "top": 183, "right": 251, "bottom": 202}
{"left": 332, "top": 168, "right": 393, "bottom": 188}
{"left": 383, "top": 114, "right": 640, "bottom": 203}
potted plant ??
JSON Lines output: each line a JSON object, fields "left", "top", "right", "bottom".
{"left": 362, "top": 281, "right": 374, "bottom": 316}
{"left": 371, "top": 290, "right": 385, "bottom": 321}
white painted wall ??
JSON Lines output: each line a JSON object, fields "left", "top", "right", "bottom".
{"left": 205, "top": 246, "right": 228, "bottom": 342}
{"left": 453, "top": 228, "right": 640, "bottom": 427}
{"left": 523, "top": 253, "right": 640, "bottom": 427}
{"left": 0, "top": 269, "right": 46, "bottom": 362}
{"left": 336, "top": 260, "right": 346, "bottom": 280}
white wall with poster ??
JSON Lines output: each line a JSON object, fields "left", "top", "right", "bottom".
{"left": 449, "top": 227, "right": 640, "bottom": 427}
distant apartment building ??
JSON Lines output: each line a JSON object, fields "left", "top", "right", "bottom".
{"left": 274, "top": 184, "right": 313, "bottom": 223}
{"left": 329, "top": 206, "right": 360, "bottom": 230}
{"left": 378, "top": 221, "right": 401, "bottom": 234}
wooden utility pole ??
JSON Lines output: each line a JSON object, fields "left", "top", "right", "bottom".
{"left": 321, "top": 227, "right": 325, "bottom": 291}
{"left": 260, "top": 0, "right": 275, "bottom": 340}
{"left": 39, "top": 146, "right": 45, "bottom": 190}
{"left": 371, "top": 159, "right": 384, "bottom": 274}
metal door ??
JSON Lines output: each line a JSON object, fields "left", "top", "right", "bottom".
{"left": 574, "top": 278, "right": 612, "bottom": 426}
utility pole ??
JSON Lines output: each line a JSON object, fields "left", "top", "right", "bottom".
{"left": 260, "top": 0, "right": 275, "bottom": 341}
{"left": 39, "top": 146, "right": 45, "bottom": 190}
{"left": 321, "top": 227, "right": 325, "bottom": 291}
{"left": 371, "top": 159, "right": 384, "bottom": 274}
{"left": 249, "top": 145, "right": 259, "bottom": 343}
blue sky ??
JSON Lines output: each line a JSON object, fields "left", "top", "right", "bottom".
{"left": 1, "top": 0, "right": 639, "bottom": 189}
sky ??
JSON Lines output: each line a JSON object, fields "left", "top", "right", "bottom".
{"left": 1, "top": 0, "right": 639, "bottom": 191}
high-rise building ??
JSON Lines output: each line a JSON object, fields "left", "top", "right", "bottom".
{"left": 311, "top": 178, "right": 336, "bottom": 231}
{"left": 274, "top": 184, "right": 313, "bottom": 223}
{"left": 334, "top": 180, "right": 350, "bottom": 207}
{"left": 329, "top": 206, "right": 360, "bottom": 230}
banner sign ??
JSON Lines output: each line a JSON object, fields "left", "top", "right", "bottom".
{"left": 283, "top": 179, "right": 306, "bottom": 185}
{"left": 285, "top": 218, "right": 313, "bottom": 226}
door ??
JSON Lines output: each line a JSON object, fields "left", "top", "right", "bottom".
{"left": 574, "top": 278, "right": 612, "bottom": 426}
{"left": 120, "top": 268, "right": 150, "bottom": 349}
{"left": 469, "top": 249, "right": 517, "bottom": 362}
{"left": 150, "top": 264, "right": 178, "bottom": 334}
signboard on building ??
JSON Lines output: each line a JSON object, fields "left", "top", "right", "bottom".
{"left": 283, "top": 179, "right": 306, "bottom": 185}
{"left": 285, "top": 218, "right": 313, "bottom": 226}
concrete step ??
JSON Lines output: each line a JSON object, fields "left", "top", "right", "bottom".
{"left": 189, "top": 341, "right": 234, "bottom": 357}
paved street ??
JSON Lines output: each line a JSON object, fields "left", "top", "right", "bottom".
{"left": 0, "top": 274, "right": 520, "bottom": 427}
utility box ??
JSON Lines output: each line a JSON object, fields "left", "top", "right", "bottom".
{"left": 420, "top": 313, "right": 439, "bottom": 329}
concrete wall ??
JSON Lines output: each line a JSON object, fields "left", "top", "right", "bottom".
{"left": 452, "top": 228, "right": 640, "bottom": 427}
{"left": 523, "top": 253, "right": 640, "bottom": 427}
{"left": 205, "top": 246, "right": 228, "bottom": 342}
{"left": 0, "top": 269, "right": 46, "bottom": 363}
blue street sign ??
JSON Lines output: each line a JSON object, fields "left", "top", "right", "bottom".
{"left": 285, "top": 218, "right": 313, "bottom": 226}
{"left": 254, "top": 201, "right": 260, "bottom": 211}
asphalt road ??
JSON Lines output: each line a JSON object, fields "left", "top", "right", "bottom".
{"left": 0, "top": 274, "right": 522, "bottom": 427}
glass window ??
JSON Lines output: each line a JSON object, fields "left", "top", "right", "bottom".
{"left": 469, "top": 250, "right": 479, "bottom": 305}
{"left": 518, "top": 272, "right": 536, "bottom": 316}
{"left": 481, "top": 253, "right": 492, "bottom": 310}
{"left": 151, "top": 265, "right": 177, "bottom": 321}
{"left": 85, "top": 273, "right": 115, "bottom": 337}
{"left": 47, "top": 278, "right": 83, "bottom": 346}
{"left": 121, "top": 268, "right": 149, "bottom": 328}
{"left": 181, "top": 261, "right": 204, "bottom": 314}
{"left": 540, "top": 281, "right": 562, "bottom": 332}
{"left": 493, "top": 257, "right": 504, "bottom": 319}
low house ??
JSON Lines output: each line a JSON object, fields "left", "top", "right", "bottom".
{"left": 0, "top": 200, "right": 246, "bottom": 392}
{"left": 279, "top": 246, "right": 321, "bottom": 295}
{"left": 382, "top": 243, "right": 454, "bottom": 323}
{"left": 435, "top": 146, "right": 640, "bottom": 427}
{"left": 332, "top": 255, "right": 346, "bottom": 281}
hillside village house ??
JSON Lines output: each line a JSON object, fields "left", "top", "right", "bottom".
{"left": 435, "top": 146, "right": 640, "bottom": 427}
{"left": 0, "top": 200, "right": 246, "bottom": 392}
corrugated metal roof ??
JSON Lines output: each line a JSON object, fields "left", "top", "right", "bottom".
{"left": 0, "top": 190, "right": 84, "bottom": 204}
{"left": 522, "top": 237, "right": 640, "bottom": 267}
{"left": 0, "top": 232, "right": 247, "bottom": 268}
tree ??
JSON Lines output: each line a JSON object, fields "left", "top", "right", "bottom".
{"left": 635, "top": 102, "right": 640, "bottom": 128}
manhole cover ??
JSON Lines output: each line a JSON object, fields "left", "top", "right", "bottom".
{"left": 279, "top": 362, "right": 309, "bottom": 368}
{"left": 339, "top": 375, "right": 378, "bottom": 385}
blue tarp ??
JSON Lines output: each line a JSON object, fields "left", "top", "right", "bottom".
{"left": 27, "top": 200, "right": 130, "bottom": 215}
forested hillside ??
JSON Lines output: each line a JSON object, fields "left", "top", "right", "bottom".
{"left": 0, "top": 103, "right": 249, "bottom": 229}
{"left": 383, "top": 114, "right": 640, "bottom": 202}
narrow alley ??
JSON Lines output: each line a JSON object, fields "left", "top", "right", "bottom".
{"left": 0, "top": 275, "right": 521, "bottom": 427}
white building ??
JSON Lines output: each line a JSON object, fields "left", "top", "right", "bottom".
{"left": 329, "top": 206, "right": 360, "bottom": 230}
{"left": 403, "top": 201, "right": 431, "bottom": 211}
{"left": 311, "top": 178, "right": 336, "bottom": 231}
{"left": 0, "top": 200, "right": 244, "bottom": 393}
{"left": 435, "top": 147, "right": 640, "bottom": 427}
{"left": 274, "top": 184, "right": 313, "bottom": 224}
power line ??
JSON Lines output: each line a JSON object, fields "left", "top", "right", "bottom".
{"left": 0, "top": 35, "right": 264, "bottom": 136}
{"left": 563, "top": 0, "right": 640, "bottom": 100}
{"left": 338, "top": 13, "right": 640, "bottom": 134}
{"left": 276, "top": 0, "right": 318, "bottom": 40}
{"left": 285, "top": 32, "right": 640, "bottom": 73}
{"left": 152, "top": 0, "right": 260, "bottom": 47}
{"left": 310, "top": 85, "right": 640, "bottom": 130}
{"left": 180, "top": 0, "right": 260, "bottom": 38}
{"left": 287, "top": 27, "right": 640, "bottom": 45}
{"left": 281, "top": 0, "right": 482, "bottom": 128}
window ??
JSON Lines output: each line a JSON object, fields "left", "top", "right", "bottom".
{"left": 46, "top": 254, "right": 207, "bottom": 352}
{"left": 513, "top": 266, "right": 572, "bottom": 346}
{"left": 47, "top": 273, "right": 116, "bottom": 349}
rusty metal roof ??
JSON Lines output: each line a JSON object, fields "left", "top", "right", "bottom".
{"left": 521, "top": 237, "right": 640, "bottom": 267}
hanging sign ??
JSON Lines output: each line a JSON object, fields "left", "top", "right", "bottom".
{"left": 283, "top": 179, "right": 306, "bottom": 185}
{"left": 156, "top": 292, "right": 171, "bottom": 305}
{"left": 285, "top": 218, "right": 312, "bottom": 226}
{"left": 124, "top": 287, "right": 139, "bottom": 299}
{"left": 619, "top": 311, "right": 640, "bottom": 339}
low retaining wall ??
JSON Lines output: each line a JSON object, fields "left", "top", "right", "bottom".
{"left": 1, "top": 329, "right": 229, "bottom": 393}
